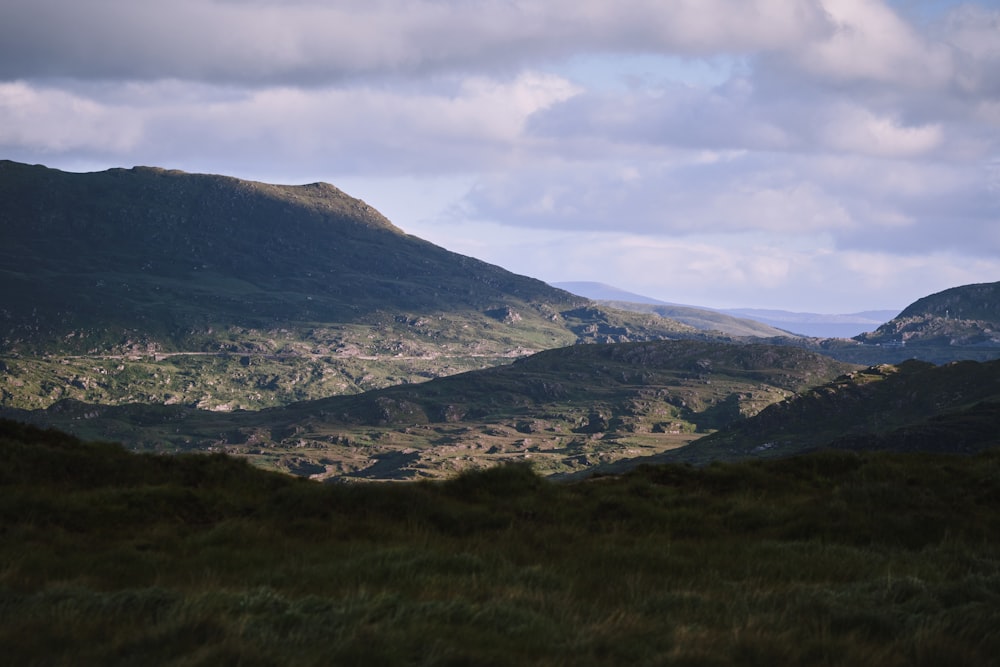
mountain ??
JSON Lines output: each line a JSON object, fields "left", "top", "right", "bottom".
{"left": 855, "top": 281, "right": 1000, "bottom": 347}
{"left": 550, "top": 281, "right": 901, "bottom": 338}
{"left": 721, "top": 308, "right": 900, "bottom": 338}
{"left": 551, "top": 281, "right": 795, "bottom": 338}
{"left": 6, "top": 161, "right": 999, "bottom": 483}
{"left": 550, "top": 281, "right": 669, "bottom": 304}
{"left": 601, "top": 357, "right": 1000, "bottom": 470}
{"left": 0, "top": 159, "right": 574, "bottom": 351}
{"left": 0, "top": 161, "right": 700, "bottom": 409}
{"left": 2, "top": 339, "right": 858, "bottom": 480}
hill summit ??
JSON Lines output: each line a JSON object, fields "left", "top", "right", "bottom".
{"left": 0, "top": 160, "right": 579, "bottom": 352}
{"left": 855, "top": 281, "right": 1000, "bottom": 348}
{"left": 0, "top": 161, "right": 696, "bottom": 409}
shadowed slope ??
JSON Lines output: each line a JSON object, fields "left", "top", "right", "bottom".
{"left": 0, "top": 160, "right": 580, "bottom": 352}
{"left": 642, "top": 358, "right": 1000, "bottom": 466}
{"left": 0, "top": 161, "right": 698, "bottom": 409}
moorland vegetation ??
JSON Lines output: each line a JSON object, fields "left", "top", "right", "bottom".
{"left": 2, "top": 419, "right": 998, "bottom": 666}
{"left": 3, "top": 161, "right": 1000, "bottom": 665}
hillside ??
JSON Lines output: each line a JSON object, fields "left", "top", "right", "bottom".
{"left": 552, "top": 281, "right": 799, "bottom": 337}
{"left": 723, "top": 308, "right": 900, "bottom": 339}
{"left": 599, "top": 301, "right": 795, "bottom": 338}
{"left": 550, "top": 280, "right": 667, "bottom": 304}
{"left": 0, "top": 161, "right": 698, "bottom": 409}
{"left": 619, "top": 358, "right": 1000, "bottom": 468}
{"left": 3, "top": 418, "right": 999, "bottom": 666}
{"left": 855, "top": 281, "right": 1000, "bottom": 347}
{"left": 2, "top": 340, "right": 858, "bottom": 480}
{"left": 550, "top": 281, "right": 902, "bottom": 339}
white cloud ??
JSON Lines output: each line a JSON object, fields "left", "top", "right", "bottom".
{"left": 421, "top": 216, "right": 1000, "bottom": 311}
{"left": 821, "top": 105, "right": 944, "bottom": 158}
{"left": 0, "top": 81, "right": 143, "bottom": 153}
{"left": 0, "top": 72, "right": 580, "bottom": 173}
{"left": 793, "top": 0, "right": 954, "bottom": 87}
{"left": 455, "top": 155, "right": 859, "bottom": 236}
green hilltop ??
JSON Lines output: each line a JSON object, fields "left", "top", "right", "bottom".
{"left": 591, "top": 300, "right": 794, "bottom": 338}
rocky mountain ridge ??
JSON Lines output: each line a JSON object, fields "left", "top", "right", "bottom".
{"left": 855, "top": 281, "right": 1000, "bottom": 348}
{"left": 0, "top": 160, "right": 700, "bottom": 410}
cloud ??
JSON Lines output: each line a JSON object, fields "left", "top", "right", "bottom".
{"left": 2, "top": 0, "right": 998, "bottom": 311}
{"left": 457, "top": 156, "right": 860, "bottom": 236}
{"left": 452, "top": 145, "right": 998, "bottom": 261}
{"left": 0, "top": 81, "right": 143, "bottom": 153}
{"left": 421, "top": 216, "right": 1000, "bottom": 311}
{"left": 792, "top": 0, "right": 954, "bottom": 88}
{"left": 0, "top": 72, "right": 581, "bottom": 174}
{"left": 0, "top": 0, "right": 829, "bottom": 84}
{"left": 818, "top": 105, "right": 944, "bottom": 158}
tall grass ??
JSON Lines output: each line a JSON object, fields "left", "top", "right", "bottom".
{"left": 2, "top": 419, "right": 998, "bottom": 665}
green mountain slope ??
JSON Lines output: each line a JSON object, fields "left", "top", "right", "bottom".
{"left": 855, "top": 281, "right": 1000, "bottom": 347}
{"left": 3, "top": 340, "right": 857, "bottom": 480}
{"left": 0, "top": 160, "right": 698, "bottom": 409}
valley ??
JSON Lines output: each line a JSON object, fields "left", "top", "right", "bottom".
{"left": 2, "top": 160, "right": 1000, "bottom": 482}
{"left": 2, "top": 160, "right": 1000, "bottom": 666}
{"left": 5, "top": 339, "right": 857, "bottom": 480}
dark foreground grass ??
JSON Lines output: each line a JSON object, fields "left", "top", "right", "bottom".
{"left": 1, "top": 419, "right": 999, "bottom": 666}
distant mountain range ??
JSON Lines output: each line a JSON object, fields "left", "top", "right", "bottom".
{"left": 551, "top": 281, "right": 899, "bottom": 338}
{"left": 722, "top": 308, "right": 900, "bottom": 338}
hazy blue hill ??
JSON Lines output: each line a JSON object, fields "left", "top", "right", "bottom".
{"left": 551, "top": 281, "right": 795, "bottom": 338}
{"left": 855, "top": 281, "right": 1000, "bottom": 347}
{"left": 550, "top": 280, "right": 902, "bottom": 339}
{"left": 602, "top": 301, "right": 795, "bottom": 338}
{"left": 723, "top": 308, "right": 901, "bottom": 338}
{"left": 550, "top": 281, "right": 669, "bottom": 304}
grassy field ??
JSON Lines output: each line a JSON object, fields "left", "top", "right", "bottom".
{"left": 2, "top": 418, "right": 999, "bottom": 666}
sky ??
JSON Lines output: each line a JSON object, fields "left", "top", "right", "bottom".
{"left": 2, "top": 0, "right": 998, "bottom": 313}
